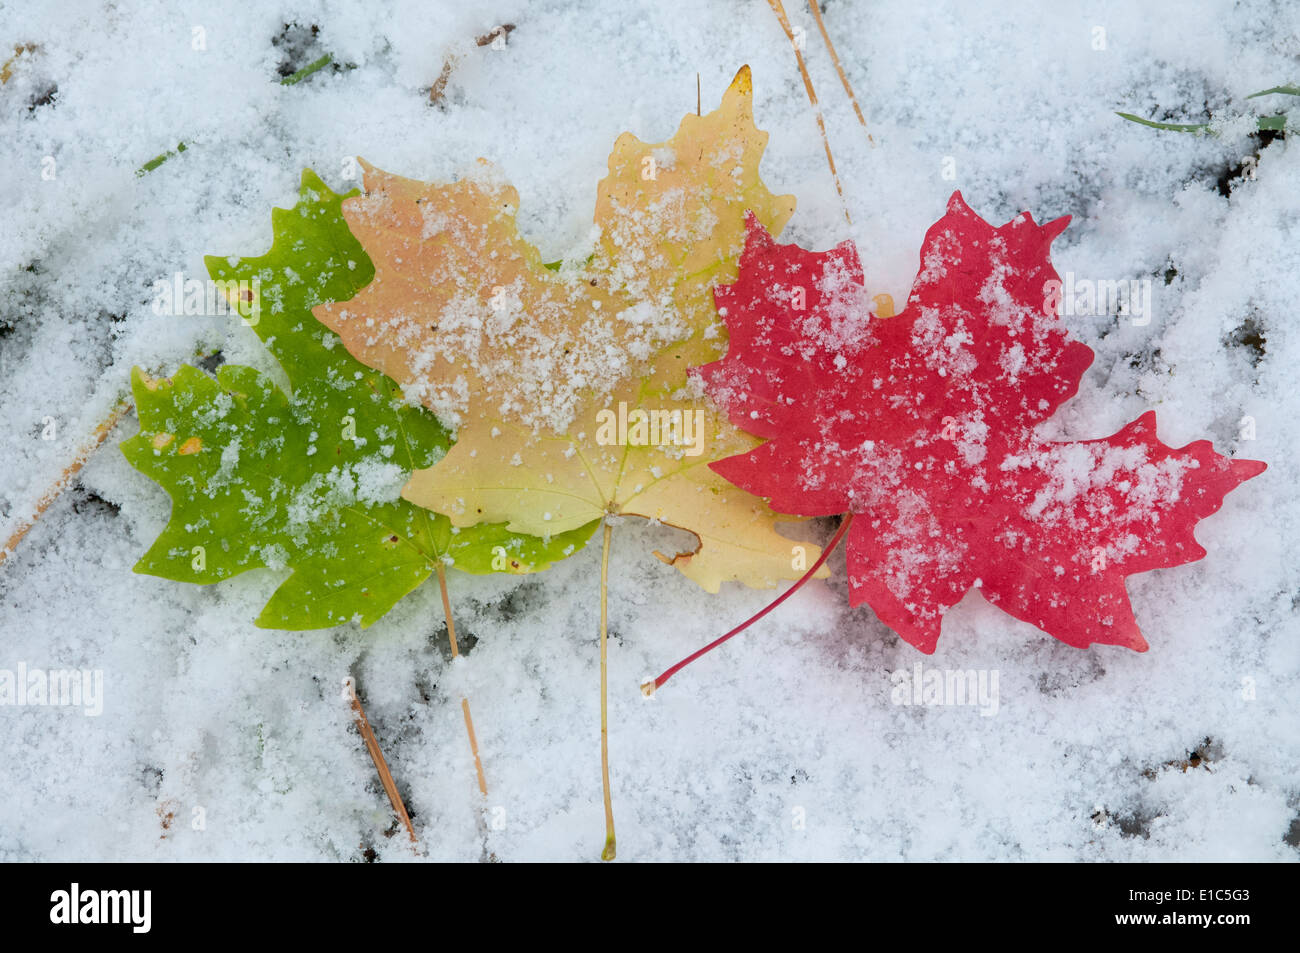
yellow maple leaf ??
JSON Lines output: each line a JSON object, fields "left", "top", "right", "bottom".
{"left": 313, "top": 66, "right": 825, "bottom": 592}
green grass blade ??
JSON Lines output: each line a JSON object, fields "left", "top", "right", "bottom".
{"left": 1246, "top": 84, "right": 1300, "bottom": 98}
{"left": 1116, "top": 112, "right": 1211, "bottom": 134}
{"left": 280, "top": 53, "right": 334, "bottom": 86}
{"left": 136, "top": 141, "right": 187, "bottom": 177}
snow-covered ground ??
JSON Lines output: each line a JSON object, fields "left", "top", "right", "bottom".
{"left": 0, "top": 0, "right": 1296, "bottom": 861}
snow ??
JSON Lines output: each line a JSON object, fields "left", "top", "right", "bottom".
{"left": 1, "top": 0, "right": 1297, "bottom": 861}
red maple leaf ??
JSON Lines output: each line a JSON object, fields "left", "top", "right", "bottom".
{"left": 695, "top": 192, "right": 1265, "bottom": 655}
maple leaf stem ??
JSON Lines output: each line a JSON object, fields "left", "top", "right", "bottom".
{"left": 644, "top": 513, "right": 854, "bottom": 694}
{"left": 436, "top": 561, "right": 489, "bottom": 798}
{"left": 346, "top": 678, "right": 418, "bottom": 844}
{"left": 599, "top": 520, "right": 617, "bottom": 862}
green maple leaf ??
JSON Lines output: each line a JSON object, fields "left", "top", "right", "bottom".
{"left": 121, "top": 169, "right": 597, "bottom": 629}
